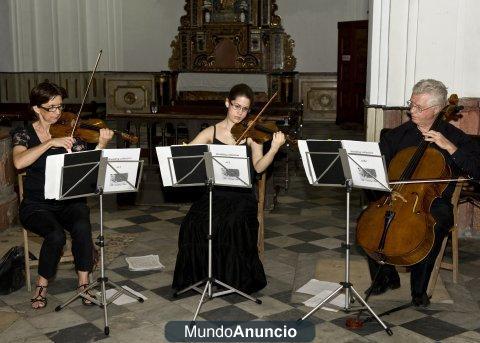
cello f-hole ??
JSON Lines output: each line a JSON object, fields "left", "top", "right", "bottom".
{"left": 412, "top": 192, "right": 420, "bottom": 214}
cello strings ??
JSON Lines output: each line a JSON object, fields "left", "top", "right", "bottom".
{"left": 394, "top": 110, "right": 444, "bottom": 193}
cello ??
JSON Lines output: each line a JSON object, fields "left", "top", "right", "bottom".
{"left": 356, "top": 95, "right": 463, "bottom": 266}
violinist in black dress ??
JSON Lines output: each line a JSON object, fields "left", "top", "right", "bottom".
{"left": 172, "top": 83, "right": 286, "bottom": 294}
{"left": 12, "top": 82, "right": 114, "bottom": 309}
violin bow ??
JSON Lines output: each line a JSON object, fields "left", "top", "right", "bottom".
{"left": 70, "top": 50, "right": 103, "bottom": 139}
{"left": 234, "top": 91, "right": 278, "bottom": 145}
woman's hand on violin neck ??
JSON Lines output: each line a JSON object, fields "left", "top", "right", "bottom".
{"left": 97, "top": 128, "right": 114, "bottom": 149}
{"left": 270, "top": 132, "right": 286, "bottom": 152}
{"left": 49, "top": 137, "right": 75, "bottom": 150}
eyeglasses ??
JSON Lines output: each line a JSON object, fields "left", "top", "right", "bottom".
{"left": 406, "top": 100, "right": 437, "bottom": 113}
{"left": 38, "top": 104, "right": 65, "bottom": 112}
{"left": 229, "top": 101, "right": 250, "bottom": 114}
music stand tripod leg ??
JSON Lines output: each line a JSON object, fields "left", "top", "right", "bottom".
{"left": 296, "top": 180, "right": 392, "bottom": 336}
{"left": 297, "top": 285, "right": 344, "bottom": 322}
{"left": 349, "top": 286, "right": 393, "bottom": 335}
{"left": 55, "top": 191, "right": 144, "bottom": 336}
{"left": 174, "top": 178, "right": 262, "bottom": 323}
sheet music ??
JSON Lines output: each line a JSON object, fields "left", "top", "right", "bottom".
{"left": 157, "top": 144, "right": 250, "bottom": 187}
{"left": 341, "top": 140, "right": 390, "bottom": 191}
{"left": 45, "top": 150, "right": 101, "bottom": 200}
{"left": 157, "top": 144, "right": 209, "bottom": 186}
{"left": 156, "top": 146, "right": 174, "bottom": 186}
{"left": 44, "top": 154, "right": 64, "bottom": 199}
{"left": 298, "top": 140, "right": 345, "bottom": 186}
{"left": 102, "top": 148, "right": 141, "bottom": 193}
{"left": 209, "top": 144, "right": 250, "bottom": 187}
{"left": 298, "top": 140, "right": 314, "bottom": 184}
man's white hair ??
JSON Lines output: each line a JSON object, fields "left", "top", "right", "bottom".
{"left": 412, "top": 79, "right": 448, "bottom": 107}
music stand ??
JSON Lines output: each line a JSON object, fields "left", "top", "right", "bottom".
{"left": 53, "top": 152, "right": 144, "bottom": 336}
{"left": 296, "top": 140, "right": 393, "bottom": 336}
{"left": 157, "top": 145, "right": 262, "bottom": 323}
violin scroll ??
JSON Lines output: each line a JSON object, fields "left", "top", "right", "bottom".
{"left": 119, "top": 132, "right": 139, "bottom": 144}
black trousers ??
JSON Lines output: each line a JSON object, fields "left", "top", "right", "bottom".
{"left": 19, "top": 199, "right": 94, "bottom": 280}
{"left": 367, "top": 198, "right": 454, "bottom": 297}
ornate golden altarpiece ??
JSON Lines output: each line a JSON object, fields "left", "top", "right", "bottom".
{"left": 168, "top": 0, "right": 297, "bottom": 102}
{"left": 169, "top": 0, "right": 295, "bottom": 73}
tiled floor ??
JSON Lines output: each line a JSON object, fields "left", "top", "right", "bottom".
{"left": 1, "top": 123, "right": 480, "bottom": 342}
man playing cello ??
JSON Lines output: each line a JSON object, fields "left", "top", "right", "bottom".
{"left": 364, "top": 79, "right": 480, "bottom": 306}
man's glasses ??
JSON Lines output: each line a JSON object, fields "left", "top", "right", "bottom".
{"left": 39, "top": 104, "right": 65, "bottom": 112}
{"left": 406, "top": 100, "right": 437, "bottom": 113}
{"left": 229, "top": 101, "right": 250, "bottom": 114}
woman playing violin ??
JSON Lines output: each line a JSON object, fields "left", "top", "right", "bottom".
{"left": 172, "top": 83, "right": 286, "bottom": 294}
{"left": 12, "top": 82, "right": 114, "bottom": 309}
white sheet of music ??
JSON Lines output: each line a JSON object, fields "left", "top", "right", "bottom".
{"left": 341, "top": 140, "right": 390, "bottom": 191}
{"left": 209, "top": 144, "right": 250, "bottom": 187}
{"left": 156, "top": 146, "right": 174, "bottom": 186}
{"left": 44, "top": 154, "right": 64, "bottom": 199}
{"left": 298, "top": 140, "right": 314, "bottom": 184}
{"left": 157, "top": 144, "right": 250, "bottom": 187}
{"left": 102, "top": 148, "right": 141, "bottom": 193}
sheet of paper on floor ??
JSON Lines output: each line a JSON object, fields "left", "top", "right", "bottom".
{"left": 296, "top": 279, "right": 339, "bottom": 295}
{"left": 125, "top": 254, "right": 165, "bottom": 271}
{"left": 303, "top": 290, "right": 345, "bottom": 312}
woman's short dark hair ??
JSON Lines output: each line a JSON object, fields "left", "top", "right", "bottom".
{"left": 29, "top": 82, "right": 68, "bottom": 107}
{"left": 228, "top": 83, "right": 254, "bottom": 104}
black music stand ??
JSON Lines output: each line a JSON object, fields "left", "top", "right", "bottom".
{"left": 297, "top": 140, "right": 393, "bottom": 336}
{"left": 52, "top": 151, "right": 144, "bottom": 336}
{"left": 158, "top": 144, "right": 261, "bottom": 323}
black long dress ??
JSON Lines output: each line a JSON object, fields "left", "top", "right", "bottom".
{"left": 172, "top": 127, "right": 267, "bottom": 294}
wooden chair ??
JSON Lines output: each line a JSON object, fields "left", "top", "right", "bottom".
{"left": 257, "top": 173, "right": 267, "bottom": 256}
{"left": 426, "top": 181, "right": 463, "bottom": 297}
{"left": 18, "top": 173, "right": 74, "bottom": 292}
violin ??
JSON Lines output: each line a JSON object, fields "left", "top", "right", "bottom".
{"left": 231, "top": 118, "right": 297, "bottom": 146}
{"left": 229, "top": 91, "right": 296, "bottom": 146}
{"left": 50, "top": 111, "right": 138, "bottom": 144}
{"left": 47, "top": 50, "right": 137, "bottom": 145}
{"left": 356, "top": 94, "right": 463, "bottom": 266}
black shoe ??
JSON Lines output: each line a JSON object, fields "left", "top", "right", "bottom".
{"left": 412, "top": 293, "right": 430, "bottom": 307}
{"left": 365, "top": 278, "right": 401, "bottom": 296}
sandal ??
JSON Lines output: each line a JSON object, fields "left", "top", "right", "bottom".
{"left": 77, "top": 283, "right": 97, "bottom": 306}
{"left": 31, "top": 285, "right": 48, "bottom": 309}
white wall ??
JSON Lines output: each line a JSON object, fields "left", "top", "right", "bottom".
{"left": 277, "top": 0, "right": 368, "bottom": 72}
{"left": 121, "top": 0, "right": 184, "bottom": 72}
{"left": 3, "top": 0, "right": 368, "bottom": 73}
{"left": 0, "top": 1, "right": 14, "bottom": 71}
{"left": 367, "top": 0, "right": 480, "bottom": 105}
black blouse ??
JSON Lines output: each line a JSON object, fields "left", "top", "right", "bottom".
{"left": 12, "top": 123, "right": 89, "bottom": 203}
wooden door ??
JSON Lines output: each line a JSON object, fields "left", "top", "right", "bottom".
{"left": 336, "top": 20, "right": 368, "bottom": 125}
